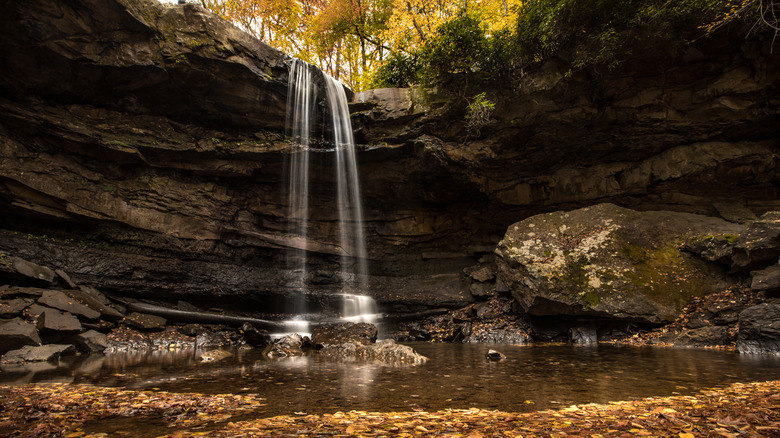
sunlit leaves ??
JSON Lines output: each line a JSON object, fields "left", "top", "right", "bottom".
{"left": 1, "top": 381, "right": 779, "bottom": 436}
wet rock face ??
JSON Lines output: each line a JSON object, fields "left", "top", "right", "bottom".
{"left": 495, "top": 204, "right": 743, "bottom": 323}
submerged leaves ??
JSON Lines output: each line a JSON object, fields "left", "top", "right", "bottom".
{"left": 1, "top": 380, "right": 779, "bottom": 437}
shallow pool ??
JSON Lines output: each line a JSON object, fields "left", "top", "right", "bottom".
{"left": 3, "top": 343, "right": 780, "bottom": 416}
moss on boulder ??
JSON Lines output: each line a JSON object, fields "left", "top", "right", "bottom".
{"left": 495, "top": 203, "right": 744, "bottom": 323}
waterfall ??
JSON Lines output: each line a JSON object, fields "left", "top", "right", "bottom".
{"left": 284, "top": 59, "right": 316, "bottom": 316}
{"left": 282, "top": 59, "right": 378, "bottom": 331}
{"left": 323, "top": 75, "right": 368, "bottom": 293}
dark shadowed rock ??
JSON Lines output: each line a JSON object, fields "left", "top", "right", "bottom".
{"left": 240, "top": 322, "right": 270, "bottom": 347}
{"left": 38, "top": 290, "right": 101, "bottom": 320}
{"left": 124, "top": 312, "right": 166, "bottom": 331}
{"left": 751, "top": 265, "right": 780, "bottom": 295}
{"left": 495, "top": 204, "right": 743, "bottom": 323}
{"left": 7, "top": 257, "right": 56, "bottom": 286}
{"left": 485, "top": 349, "right": 506, "bottom": 360}
{"left": 55, "top": 269, "right": 79, "bottom": 289}
{"left": 570, "top": 325, "right": 598, "bottom": 345}
{"left": 736, "top": 303, "right": 780, "bottom": 354}
{"left": 0, "top": 298, "right": 34, "bottom": 318}
{"left": 312, "top": 322, "right": 378, "bottom": 347}
{"left": 731, "top": 213, "right": 780, "bottom": 271}
{"left": 1, "top": 344, "right": 77, "bottom": 364}
{"left": 0, "top": 318, "right": 42, "bottom": 354}
{"left": 70, "top": 330, "right": 107, "bottom": 353}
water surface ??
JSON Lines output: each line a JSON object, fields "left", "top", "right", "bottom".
{"left": 3, "top": 343, "right": 779, "bottom": 416}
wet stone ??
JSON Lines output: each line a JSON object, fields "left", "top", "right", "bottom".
{"left": 240, "top": 322, "right": 270, "bottom": 347}
{"left": 263, "top": 333, "right": 305, "bottom": 358}
{"left": 200, "top": 349, "right": 232, "bottom": 362}
{"left": 485, "top": 349, "right": 506, "bottom": 360}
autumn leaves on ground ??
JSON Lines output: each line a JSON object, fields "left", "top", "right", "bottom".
{"left": 0, "top": 381, "right": 778, "bottom": 437}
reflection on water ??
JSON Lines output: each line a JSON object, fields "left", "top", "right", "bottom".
{"left": 3, "top": 344, "right": 780, "bottom": 415}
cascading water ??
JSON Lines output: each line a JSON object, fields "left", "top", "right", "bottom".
{"left": 282, "top": 59, "right": 379, "bottom": 332}
{"left": 284, "top": 59, "right": 316, "bottom": 319}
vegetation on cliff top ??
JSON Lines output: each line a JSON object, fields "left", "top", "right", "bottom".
{"left": 195, "top": 0, "right": 775, "bottom": 90}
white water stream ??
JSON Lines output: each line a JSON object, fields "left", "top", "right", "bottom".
{"left": 279, "top": 59, "right": 378, "bottom": 337}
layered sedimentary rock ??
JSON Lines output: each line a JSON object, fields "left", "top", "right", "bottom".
{"left": 0, "top": 0, "right": 777, "bottom": 320}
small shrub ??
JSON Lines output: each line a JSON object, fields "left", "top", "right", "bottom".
{"left": 465, "top": 92, "right": 495, "bottom": 136}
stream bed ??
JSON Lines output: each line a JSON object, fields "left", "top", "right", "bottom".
{"left": 3, "top": 343, "right": 780, "bottom": 416}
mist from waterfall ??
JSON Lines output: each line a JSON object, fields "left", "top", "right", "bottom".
{"left": 283, "top": 59, "right": 378, "bottom": 328}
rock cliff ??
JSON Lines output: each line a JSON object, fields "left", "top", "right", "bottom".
{"left": 0, "top": 0, "right": 778, "bottom": 322}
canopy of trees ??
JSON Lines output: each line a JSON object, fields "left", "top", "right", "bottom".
{"left": 196, "top": 0, "right": 772, "bottom": 90}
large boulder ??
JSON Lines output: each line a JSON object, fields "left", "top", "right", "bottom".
{"left": 495, "top": 204, "right": 743, "bottom": 323}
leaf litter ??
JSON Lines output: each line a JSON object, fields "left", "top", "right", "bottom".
{"left": 0, "top": 380, "right": 778, "bottom": 437}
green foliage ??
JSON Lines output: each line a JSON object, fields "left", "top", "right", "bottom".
{"left": 370, "top": 51, "right": 422, "bottom": 88}
{"left": 371, "top": 12, "right": 520, "bottom": 87}
{"left": 465, "top": 92, "right": 496, "bottom": 136}
{"left": 419, "top": 14, "right": 488, "bottom": 80}
{"left": 515, "top": 0, "right": 747, "bottom": 70}
{"left": 372, "top": 0, "right": 755, "bottom": 87}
